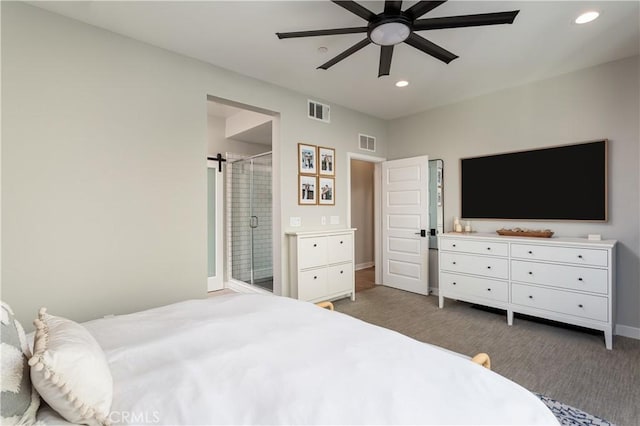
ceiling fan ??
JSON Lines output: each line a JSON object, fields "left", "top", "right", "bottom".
{"left": 276, "top": 1, "right": 520, "bottom": 77}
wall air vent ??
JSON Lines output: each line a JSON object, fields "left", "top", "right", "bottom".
{"left": 308, "top": 100, "right": 330, "bottom": 123}
{"left": 359, "top": 134, "right": 376, "bottom": 152}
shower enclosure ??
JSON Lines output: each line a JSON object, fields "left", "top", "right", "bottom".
{"left": 227, "top": 152, "right": 273, "bottom": 291}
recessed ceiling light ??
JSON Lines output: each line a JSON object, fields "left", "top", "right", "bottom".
{"left": 395, "top": 80, "right": 409, "bottom": 88}
{"left": 575, "top": 11, "right": 599, "bottom": 24}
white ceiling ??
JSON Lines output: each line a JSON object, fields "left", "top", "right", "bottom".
{"left": 206, "top": 102, "right": 245, "bottom": 119}
{"left": 207, "top": 101, "right": 273, "bottom": 145}
{"left": 31, "top": 1, "right": 640, "bottom": 120}
{"left": 231, "top": 121, "right": 273, "bottom": 146}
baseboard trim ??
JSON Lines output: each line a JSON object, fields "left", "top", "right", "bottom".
{"left": 615, "top": 324, "right": 640, "bottom": 340}
{"left": 225, "top": 280, "right": 272, "bottom": 295}
{"left": 355, "top": 261, "right": 375, "bottom": 271}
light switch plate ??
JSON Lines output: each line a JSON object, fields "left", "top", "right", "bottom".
{"left": 321, "top": 216, "right": 327, "bottom": 225}
{"left": 290, "top": 217, "right": 302, "bottom": 227}
{"left": 330, "top": 216, "right": 340, "bottom": 225}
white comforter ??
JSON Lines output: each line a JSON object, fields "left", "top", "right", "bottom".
{"left": 37, "top": 294, "right": 558, "bottom": 425}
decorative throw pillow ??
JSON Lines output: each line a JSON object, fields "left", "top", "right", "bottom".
{"left": 1, "top": 301, "right": 40, "bottom": 425}
{"left": 29, "top": 308, "right": 112, "bottom": 426}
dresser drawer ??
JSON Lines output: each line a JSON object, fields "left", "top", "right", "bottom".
{"left": 440, "top": 252, "right": 508, "bottom": 279}
{"left": 298, "top": 237, "right": 328, "bottom": 269}
{"left": 327, "top": 234, "right": 353, "bottom": 264}
{"left": 511, "top": 261, "right": 608, "bottom": 294}
{"left": 511, "top": 283, "right": 608, "bottom": 322}
{"left": 441, "top": 238, "right": 508, "bottom": 257}
{"left": 298, "top": 268, "right": 328, "bottom": 301}
{"left": 511, "top": 244, "right": 608, "bottom": 267}
{"left": 440, "top": 272, "right": 508, "bottom": 303}
{"left": 327, "top": 263, "right": 353, "bottom": 295}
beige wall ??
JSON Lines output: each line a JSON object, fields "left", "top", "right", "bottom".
{"left": 350, "top": 160, "right": 375, "bottom": 267}
{"left": 1, "top": 3, "right": 388, "bottom": 328}
{"left": 388, "top": 56, "right": 640, "bottom": 330}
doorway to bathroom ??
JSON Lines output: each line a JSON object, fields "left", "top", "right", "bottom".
{"left": 206, "top": 96, "right": 278, "bottom": 294}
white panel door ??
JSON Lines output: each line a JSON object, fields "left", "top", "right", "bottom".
{"left": 382, "top": 156, "right": 430, "bottom": 295}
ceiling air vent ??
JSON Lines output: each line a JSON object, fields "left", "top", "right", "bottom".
{"left": 359, "top": 134, "right": 376, "bottom": 152}
{"left": 308, "top": 100, "right": 330, "bottom": 123}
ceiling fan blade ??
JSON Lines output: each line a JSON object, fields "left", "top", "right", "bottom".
{"left": 384, "top": 0, "right": 403, "bottom": 15}
{"left": 413, "top": 11, "right": 520, "bottom": 31}
{"left": 404, "top": 1, "right": 447, "bottom": 20}
{"left": 404, "top": 33, "right": 458, "bottom": 64}
{"left": 277, "top": 27, "right": 368, "bottom": 39}
{"left": 331, "top": 1, "right": 376, "bottom": 21}
{"left": 378, "top": 45, "right": 394, "bottom": 77}
{"left": 318, "top": 38, "right": 372, "bottom": 70}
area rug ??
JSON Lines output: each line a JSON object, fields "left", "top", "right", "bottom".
{"left": 536, "top": 393, "right": 616, "bottom": 426}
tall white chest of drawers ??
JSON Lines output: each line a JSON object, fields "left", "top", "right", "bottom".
{"left": 287, "top": 229, "right": 356, "bottom": 303}
{"left": 438, "top": 233, "right": 617, "bottom": 349}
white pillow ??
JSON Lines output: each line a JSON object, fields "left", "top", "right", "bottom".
{"left": 29, "top": 308, "right": 112, "bottom": 425}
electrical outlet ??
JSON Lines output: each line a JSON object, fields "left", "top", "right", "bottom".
{"left": 330, "top": 216, "right": 340, "bottom": 225}
{"left": 321, "top": 216, "right": 327, "bottom": 225}
{"left": 290, "top": 217, "right": 302, "bottom": 227}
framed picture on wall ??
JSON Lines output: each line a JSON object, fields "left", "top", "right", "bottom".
{"left": 299, "top": 175, "right": 317, "bottom": 205}
{"left": 318, "top": 146, "right": 335, "bottom": 176}
{"left": 318, "top": 177, "right": 335, "bottom": 205}
{"left": 298, "top": 143, "right": 317, "bottom": 175}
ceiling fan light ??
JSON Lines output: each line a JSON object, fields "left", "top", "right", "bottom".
{"left": 395, "top": 80, "right": 409, "bottom": 87}
{"left": 370, "top": 22, "right": 411, "bottom": 46}
{"left": 575, "top": 11, "right": 599, "bottom": 24}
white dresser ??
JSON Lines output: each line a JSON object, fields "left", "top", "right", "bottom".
{"left": 438, "top": 233, "right": 617, "bottom": 349}
{"left": 287, "top": 229, "right": 356, "bottom": 303}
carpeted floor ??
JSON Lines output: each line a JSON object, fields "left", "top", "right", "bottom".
{"left": 334, "top": 285, "right": 640, "bottom": 426}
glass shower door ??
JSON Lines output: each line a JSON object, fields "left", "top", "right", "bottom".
{"left": 229, "top": 153, "right": 273, "bottom": 291}
{"left": 248, "top": 154, "right": 273, "bottom": 290}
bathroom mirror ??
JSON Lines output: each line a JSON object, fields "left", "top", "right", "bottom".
{"left": 429, "top": 159, "right": 444, "bottom": 249}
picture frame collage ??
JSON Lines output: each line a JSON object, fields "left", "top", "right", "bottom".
{"left": 298, "top": 143, "right": 335, "bottom": 205}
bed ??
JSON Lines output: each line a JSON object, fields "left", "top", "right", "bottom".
{"left": 31, "top": 293, "right": 558, "bottom": 425}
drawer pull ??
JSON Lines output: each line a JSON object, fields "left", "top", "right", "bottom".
{"left": 487, "top": 288, "right": 492, "bottom": 292}
{"left": 452, "top": 282, "right": 457, "bottom": 285}
{"left": 340, "top": 270, "right": 344, "bottom": 274}
{"left": 528, "top": 295, "right": 533, "bottom": 299}
{"left": 578, "top": 304, "right": 584, "bottom": 308}
{"left": 340, "top": 241, "right": 344, "bottom": 244}
{"left": 578, "top": 277, "right": 583, "bottom": 281}
{"left": 313, "top": 243, "right": 317, "bottom": 247}
{"left": 528, "top": 250, "right": 533, "bottom": 254}
{"left": 528, "top": 271, "right": 533, "bottom": 275}
{"left": 452, "top": 244, "right": 456, "bottom": 247}
{"left": 578, "top": 255, "right": 583, "bottom": 259}
{"left": 313, "top": 276, "right": 318, "bottom": 280}
{"left": 453, "top": 261, "right": 457, "bottom": 265}
{"left": 487, "top": 266, "right": 492, "bottom": 269}
{"left": 487, "top": 247, "right": 491, "bottom": 250}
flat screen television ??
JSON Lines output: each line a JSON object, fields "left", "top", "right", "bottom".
{"left": 460, "top": 140, "right": 607, "bottom": 221}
